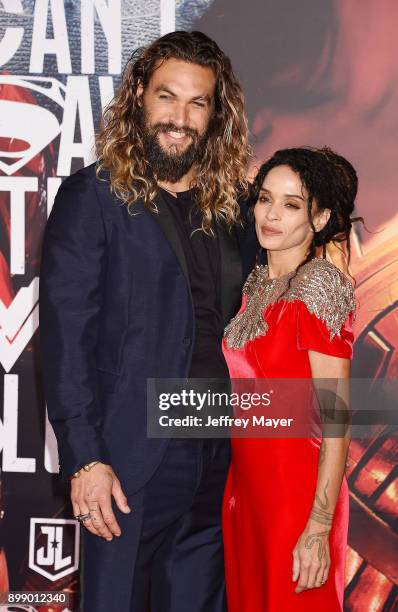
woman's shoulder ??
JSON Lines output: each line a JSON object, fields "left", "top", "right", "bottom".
{"left": 290, "top": 257, "right": 354, "bottom": 292}
{"left": 286, "top": 258, "right": 356, "bottom": 339}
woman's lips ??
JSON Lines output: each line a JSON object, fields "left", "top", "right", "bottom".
{"left": 261, "top": 225, "right": 283, "bottom": 236}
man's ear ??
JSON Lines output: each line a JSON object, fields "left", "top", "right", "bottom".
{"left": 314, "top": 208, "right": 331, "bottom": 232}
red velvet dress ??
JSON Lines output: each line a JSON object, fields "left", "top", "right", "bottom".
{"left": 221, "top": 260, "right": 355, "bottom": 612}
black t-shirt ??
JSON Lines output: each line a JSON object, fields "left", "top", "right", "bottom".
{"left": 160, "top": 188, "right": 229, "bottom": 378}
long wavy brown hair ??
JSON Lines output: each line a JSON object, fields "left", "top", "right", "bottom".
{"left": 96, "top": 31, "right": 251, "bottom": 230}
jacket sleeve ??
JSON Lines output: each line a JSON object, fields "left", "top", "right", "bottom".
{"left": 39, "top": 169, "right": 111, "bottom": 481}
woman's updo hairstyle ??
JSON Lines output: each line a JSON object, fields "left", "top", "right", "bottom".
{"left": 249, "top": 146, "right": 362, "bottom": 263}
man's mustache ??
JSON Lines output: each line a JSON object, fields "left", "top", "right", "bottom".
{"left": 152, "top": 122, "right": 199, "bottom": 140}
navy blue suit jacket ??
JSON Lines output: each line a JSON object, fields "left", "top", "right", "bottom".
{"left": 40, "top": 164, "right": 256, "bottom": 494}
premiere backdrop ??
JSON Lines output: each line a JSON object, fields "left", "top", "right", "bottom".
{"left": 0, "top": 1, "right": 397, "bottom": 610}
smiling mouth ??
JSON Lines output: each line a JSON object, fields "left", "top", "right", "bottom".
{"left": 168, "top": 130, "right": 186, "bottom": 139}
{"left": 161, "top": 130, "right": 191, "bottom": 143}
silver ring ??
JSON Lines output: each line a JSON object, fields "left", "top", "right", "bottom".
{"left": 76, "top": 512, "right": 91, "bottom": 523}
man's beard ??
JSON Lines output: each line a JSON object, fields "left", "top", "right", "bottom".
{"left": 140, "top": 109, "right": 212, "bottom": 183}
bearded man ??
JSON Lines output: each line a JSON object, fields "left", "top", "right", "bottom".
{"left": 40, "top": 30, "right": 251, "bottom": 612}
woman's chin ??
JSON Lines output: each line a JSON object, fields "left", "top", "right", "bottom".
{"left": 257, "top": 238, "right": 283, "bottom": 251}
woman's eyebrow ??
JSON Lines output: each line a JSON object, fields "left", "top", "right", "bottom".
{"left": 284, "top": 193, "right": 305, "bottom": 201}
{"left": 260, "top": 187, "right": 305, "bottom": 201}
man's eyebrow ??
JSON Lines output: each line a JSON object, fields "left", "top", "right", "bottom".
{"left": 154, "top": 85, "right": 176, "bottom": 95}
{"left": 191, "top": 94, "right": 212, "bottom": 103}
{"left": 154, "top": 85, "right": 211, "bottom": 103}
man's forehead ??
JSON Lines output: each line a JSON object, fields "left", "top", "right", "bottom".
{"left": 149, "top": 58, "right": 216, "bottom": 92}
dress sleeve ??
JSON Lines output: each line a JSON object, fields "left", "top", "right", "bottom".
{"left": 296, "top": 300, "right": 354, "bottom": 358}
{"left": 291, "top": 259, "right": 356, "bottom": 359}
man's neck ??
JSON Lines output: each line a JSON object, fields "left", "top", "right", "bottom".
{"left": 157, "top": 167, "right": 196, "bottom": 196}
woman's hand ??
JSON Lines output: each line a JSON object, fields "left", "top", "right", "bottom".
{"left": 292, "top": 519, "right": 331, "bottom": 593}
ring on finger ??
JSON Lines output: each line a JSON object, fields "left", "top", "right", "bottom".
{"left": 77, "top": 512, "right": 91, "bottom": 524}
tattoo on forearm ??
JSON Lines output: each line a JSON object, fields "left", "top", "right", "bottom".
{"left": 310, "top": 506, "right": 333, "bottom": 526}
{"left": 315, "top": 479, "right": 330, "bottom": 510}
{"left": 304, "top": 530, "right": 329, "bottom": 562}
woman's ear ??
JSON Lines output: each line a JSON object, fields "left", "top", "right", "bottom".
{"left": 314, "top": 208, "right": 331, "bottom": 232}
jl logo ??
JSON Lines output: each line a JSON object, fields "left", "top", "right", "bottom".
{"left": 29, "top": 518, "right": 80, "bottom": 581}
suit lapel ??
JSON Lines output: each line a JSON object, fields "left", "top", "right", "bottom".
{"left": 216, "top": 222, "right": 243, "bottom": 327}
{"left": 150, "top": 191, "right": 190, "bottom": 284}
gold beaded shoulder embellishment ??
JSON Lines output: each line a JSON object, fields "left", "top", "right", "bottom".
{"left": 224, "top": 258, "right": 356, "bottom": 350}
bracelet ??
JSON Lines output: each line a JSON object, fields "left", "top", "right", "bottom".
{"left": 70, "top": 461, "right": 101, "bottom": 480}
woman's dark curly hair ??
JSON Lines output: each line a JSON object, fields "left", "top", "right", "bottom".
{"left": 250, "top": 146, "right": 363, "bottom": 271}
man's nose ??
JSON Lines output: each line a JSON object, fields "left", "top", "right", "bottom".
{"left": 170, "top": 102, "right": 189, "bottom": 128}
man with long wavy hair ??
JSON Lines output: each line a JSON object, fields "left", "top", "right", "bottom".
{"left": 40, "top": 30, "right": 251, "bottom": 611}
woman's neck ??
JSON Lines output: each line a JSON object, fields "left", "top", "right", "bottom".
{"left": 266, "top": 246, "right": 311, "bottom": 279}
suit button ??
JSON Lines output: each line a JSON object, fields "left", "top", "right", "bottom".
{"left": 182, "top": 337, "right": 191, "bottom": 347}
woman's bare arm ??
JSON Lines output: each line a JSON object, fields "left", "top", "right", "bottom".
{"left": 293, "top": 351, "right": 351, "bottom": 594}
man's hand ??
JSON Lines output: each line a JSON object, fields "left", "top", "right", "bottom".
{"left": 71, "top": 463, "right": 131, "bottom": 540}
{"left": 292, "top": 519, "right": 331, "bottom": 593}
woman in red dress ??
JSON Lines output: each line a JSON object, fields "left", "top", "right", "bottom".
{"left": 222, "top": 147, "right": 358, "bottom": 611}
